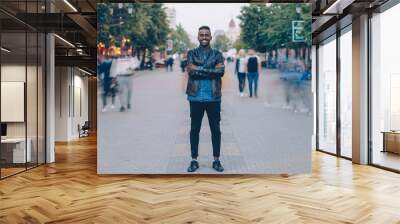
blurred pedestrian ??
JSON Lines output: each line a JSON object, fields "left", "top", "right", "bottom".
{"left": 165, "top": 55, "right": 174, "bottom": 72}
{"left": 180, "top": 52, "right": 188, "bottom": 72}
{"left": 235, "top": 49, "right": 247, "bottom": 97}
{"left": 245, "top": 49, "right": 261, "bottom": 98}
{"left": 98, "top": 52, "right": 115, "bottom": 112}
{"left": 110, "top": 49, "right": 140, "bottom": 112}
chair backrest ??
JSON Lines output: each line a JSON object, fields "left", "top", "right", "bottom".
{"left": 82, "top": 121, "right": 90, "bottom": 129}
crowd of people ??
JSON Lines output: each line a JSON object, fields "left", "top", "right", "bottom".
{"left": 163, "top": 52, "right": 189, "bottom": 73}
{"left": 97, "top": 46, "right": 312, "bottom": 114}
{"left": 233, "top": 48, "right": 312, "bottom": 113}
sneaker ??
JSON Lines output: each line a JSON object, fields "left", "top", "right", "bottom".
{"left": 110, "top": 104, "right": 115, "bottom": 110}
{"left": 187, "top": 160, "right": 199, "bottom": 172}
{"left": 120, "top": 106, "right": 126, "bottom": 112}
{"left": 101, "top": 107, "right": 108, "bottom": 113}
{"left": 212, "top": 160, "right": 224, "bottom": 172}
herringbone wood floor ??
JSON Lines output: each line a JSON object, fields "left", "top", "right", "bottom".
{"left": 1, "top": 135, "right": 400, "bottom": 224}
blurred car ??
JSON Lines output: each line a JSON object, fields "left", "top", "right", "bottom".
{"left": 155, "top": 59, "right": 165, "bottom": 68}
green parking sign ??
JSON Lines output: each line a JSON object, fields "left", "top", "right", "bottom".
{"left": 292, "top": 20, "right": 305, "bottom": 42}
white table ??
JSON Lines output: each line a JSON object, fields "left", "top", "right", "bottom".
{"left": 1, "top": 138, "right": 31, "bottom": 163}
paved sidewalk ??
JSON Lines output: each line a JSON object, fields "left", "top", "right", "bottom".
{"left": 98, "top": 63, "right": 313, "bottom": 174}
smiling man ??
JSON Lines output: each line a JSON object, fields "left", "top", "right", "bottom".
{"left": 186, "top": 26, "right": 225, "bottom": 173}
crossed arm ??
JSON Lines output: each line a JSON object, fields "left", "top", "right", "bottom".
{"left": 186, "top": 51, "right": 225, "bottom": 80}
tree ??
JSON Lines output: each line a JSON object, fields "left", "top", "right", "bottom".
{"left": 212, "top": 34, "right": 231, "bottom": 52}
{"left": 97, "top": 3, "right": 112, "bottom": 47}
{"left": 141, "top": 4, "right": 170, "bottom": 51}
{"left": 237, "top": 4, "right": 269, "bottom": 52}
{"left": 238, "top": 3, "right": 312, "bottom": 53}
{"left": 233, "top": 35, "right": 245, "bottom": 50}
{"left": 169, "top": 24, "right": 196, "bottom": 54}
{"left": 97, "top": 3, "right": 169, "bottom": 54}
{"left": 137, "top": 4, "right": 170, "bottom": 66}
{"left": 98, "top": 3, "right": 171, "bottom": 69}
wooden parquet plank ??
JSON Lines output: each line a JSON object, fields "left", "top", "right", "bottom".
{"left": 0, "top": 135, "right": 400, "bottom": 223}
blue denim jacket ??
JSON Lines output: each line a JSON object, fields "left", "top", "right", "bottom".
{"left": 186, "top": 47, "right": 224, "bottom": 100}
{"left": 187, "top": 69, "right": 221, "bottom": 102}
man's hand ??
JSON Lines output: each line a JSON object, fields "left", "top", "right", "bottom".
{"left": 215, "top": 63, "right": 224, "bottom": 69}
{"left": 188, "top": 63, "right": 223, "bottom": 72}
{"left": 187, "top": 64, "right": 198, "bottom": 72}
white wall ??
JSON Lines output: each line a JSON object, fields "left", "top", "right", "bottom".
{"left": 1, "top": 65, "right": 26, "bottom": 135}
{"left": 55, "top": 66, "right": 69, "bottom": 141}
{"left": 55, "top": 67, "right": 89, "bottom": 141}
{"left": 69, "top": 72, "right": 89, "bottom": 139}
{"left": 1, "top": 65, "right": 40, "bottom": 137}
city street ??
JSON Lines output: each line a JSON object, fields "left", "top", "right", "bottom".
{"left": 98, "top": 62, "right": 313, "bottom": 174}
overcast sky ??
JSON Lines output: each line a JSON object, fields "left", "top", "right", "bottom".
{"left": 164, "top": 3, "right": 248, "bottom": 40}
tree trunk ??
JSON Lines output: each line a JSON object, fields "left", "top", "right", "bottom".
{"left": 140, "top": 49, "right": 146, "bottom": 69}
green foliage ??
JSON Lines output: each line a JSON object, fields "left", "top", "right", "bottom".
{"left": 97, "top": 3, "right": 112, "bottom": 47}
{"left": 169, "top": 24, "right": 196, "bottom": 53}
{"left": 97, "top": 3, "right": 170, "bottom": 51}
{"left": 238, "top": 3, "right": 312, "bottom": 52}
{"left": 233, "top": 36, "right": 245, "bottom": 51}
{"left": 212, "top": 34, "right": 231, "bottom": 52}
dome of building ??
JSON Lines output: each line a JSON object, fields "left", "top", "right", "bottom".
{"left": 229, "top": 19, "right": 236, "bottom": 28}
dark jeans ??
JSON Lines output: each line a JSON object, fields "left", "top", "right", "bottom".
{"left": 189, "top": 101, "right": 221, "bottom": 158}
{"left": 181, "top": 60, "right": 187, "bottom": 72}
{"left": 102, "top": 78, "right": 116, "bottom": 108}
{"left": 102, "top": 93, "right": 115, "bottom": 108}
{"left": 237, "top": 72, "right": 246, "bottom": 92}
{"left": 247, "top": 72, "right": 259, "bottom": 97}
{"left": 166, "top": 63, "right": 173, "bottom": 72}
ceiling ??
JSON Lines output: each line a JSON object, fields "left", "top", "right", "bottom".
{"left": 311, "top": 0, "right": 391, "bottom": 43}
{"left": 0, "top": 0, "right": 97, "bottom": 72}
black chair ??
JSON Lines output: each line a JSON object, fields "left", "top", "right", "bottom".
{"left": 78, "top": 121, "right": 90, "bottom": 138}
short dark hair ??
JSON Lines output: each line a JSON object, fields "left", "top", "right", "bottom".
{"left": 198, "top": 26, "right": 211, "bottom": 32}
